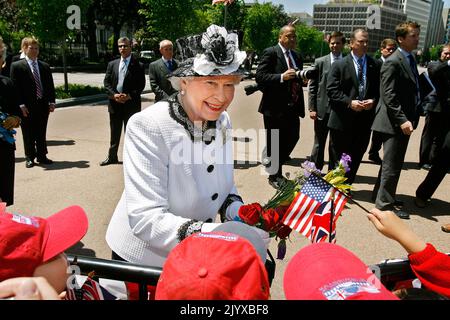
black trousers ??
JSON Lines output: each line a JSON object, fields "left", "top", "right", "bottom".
{"left": 263, "top": 113, "right": 300, "bottom": 178}
{"left": 416, "top": 130, "right": 450, "bottom": 200}
{"left": 21, "top": 100, "right": 49, "bottom": 161}
{"left": 329, "top": 128, "right": 371, "bottom": 184}
{"left": 107, "top": 108, "right": 138, "bottom": 159}
{"left": 419, "top": 112, "right": 449, "bottom": 166}
{"left": 0, "top": 141, "right": 15, "bottom": 206}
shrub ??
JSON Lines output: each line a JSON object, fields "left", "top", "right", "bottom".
{"left": 55, "top": 84, "right": 105, "bottom": 99}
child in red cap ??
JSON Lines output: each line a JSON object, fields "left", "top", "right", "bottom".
{"left": 0, "top": 203, "right": 88, "bottom": 296}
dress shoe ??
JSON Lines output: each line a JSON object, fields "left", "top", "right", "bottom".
{"left": 394, "top": 200, "right": 404, "bottom": 207}
{"left": 368, "top": 154, "right": 382, "bottom": 165}
{"left": 37, "top": 157, "right": 53, "bottom": 165}
{"left": 25, "top": 159, "right": 35, "bottom": 168}
{"left": 268, "top": 175, "right": 287, "bottom": 189}
{"left": 393, "top": 209, "right": 410, "bottom": 220}
{"left": 441, "top": 224, "right": 450, "bottom": 233}
{"left": 414, "top": 196, "right": 430, "bottom": 208}
{"left": 100, "top": 157, "right": 119, "bottom": 166}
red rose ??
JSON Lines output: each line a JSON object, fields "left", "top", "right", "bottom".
{"left": 238, "top": 203, "right": 262, "bottom": 226}
{"left": 261, "top": 208, "right": 280, "bottom": 231}
{"left": 276, "top": 224, "right": 292, "bottom": 240}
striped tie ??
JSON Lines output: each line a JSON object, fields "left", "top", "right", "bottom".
{"left": 32, "top": 61, "right": 43, "bottom": 99}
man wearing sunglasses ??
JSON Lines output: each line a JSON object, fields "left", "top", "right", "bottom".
{"left": 101, "top": 37, "right": 145, "bottom": 166}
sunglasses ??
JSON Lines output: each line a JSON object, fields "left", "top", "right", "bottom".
{"left": 118, "top": 45, "right": 129, "bottom": 48}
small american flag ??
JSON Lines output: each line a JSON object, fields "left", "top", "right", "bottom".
{"left": 310, "top": 191, "right": 347, "bottom": 243}
{"left": 282, "top": 174, "right": 332, "bottom": 237}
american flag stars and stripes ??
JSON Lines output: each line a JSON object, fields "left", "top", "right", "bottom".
{"left": 282, "top": 174, "right": 333, "bottom": 237}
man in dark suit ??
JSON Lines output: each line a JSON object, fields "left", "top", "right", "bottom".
{"left": 0, "top": 37, "right": 21, "bottom": 206}
{"left": 10, "top": 37, "right": 56, "bottom": 168}
{"left": 371, "top": 21, "right": 421, "bottom": 219}
{"left": 149, "top": 40, "right": 178, "bottom": 102}
{"left": 308, "top": 31, "right": 345, "bottom": 171}
{"left": 326, "top": 29, "right": 380, "bottom": 184}
{"left": 367, "top": 38, "right": 397, "bottom": 165}
{"left": 256, "top": 25, "right": 305, "bottom": 189}
{"left": 101, "top": 37, "right": 146, "bottom": 166}
{"left": 418, "top": 44, "right": 450, "bottom": 170}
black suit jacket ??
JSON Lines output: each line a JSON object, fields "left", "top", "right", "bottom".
{"left": 104, "top": 56, "right": 146, "bottom": 114}
{"left": 372, "top": 49, "right": 421, "bottom": 135}
{"left": 10, "top": 59, "right": 55, "bottom": 110}
{"left": 0, "top": 75, "right": 20, "bottom": 117}
{"left": 255, "top": 45, "right": 305, "bottom": 118}
{"left": 326, "top": 54, "right": 380, "bottom": 131}
{"left": 149, "top": 58, "right": 178, "bottom": 102}
{"left": 427, "top": 60, "right": 450, "bottom": 114}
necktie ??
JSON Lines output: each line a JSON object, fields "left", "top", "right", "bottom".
{"left": 357, "top": 58, "right": 365, "bottom": 100}
{"left": 167, "top": 60, "right": 173, "bottom": 72}
{"left": 286, "top": 51, "right": 300, "bottom": 104}
{"left": 32, "top": 61, "right": 43, "bottom": 99}
{"left": 408, "top": 54, "right": 420, "bottom": 104}
{"left": 117, "top": 59, "right": 127, "bottom": 93}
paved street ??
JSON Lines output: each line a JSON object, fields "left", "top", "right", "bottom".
{"left": 9, "top": 78, "right": 449, "bottom": 300}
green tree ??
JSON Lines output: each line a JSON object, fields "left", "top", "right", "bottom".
{"left": 243, "top": 2, "right": 289, "bottom": 55}
{"left": 92, "top": 0, "right": 142, "bottom": 56}
{"left": 208, "top": 0, "right": 247, "bottom": 31}
{"left": 139, "top": 0, "right": 208, "bottom": 47}
{"left": 16, "top": 0, "right": 92, "bottom": 91}
{"left": 295, "top": 23, "right": 328, "bottom": 61}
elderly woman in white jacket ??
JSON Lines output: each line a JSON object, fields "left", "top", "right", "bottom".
{"left": 106, "top": 25, "right": 269, "bottom": 268}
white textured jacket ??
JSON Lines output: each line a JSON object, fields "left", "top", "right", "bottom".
{"left": 106, "top": 99, "right": 241, "bottom": 267}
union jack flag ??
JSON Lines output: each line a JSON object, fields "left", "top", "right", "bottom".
{"left": 282, "top": 174, "right": 333, "bottom": 237}
{"left": 310, "top": 191, "right": 347, "bottom": 243}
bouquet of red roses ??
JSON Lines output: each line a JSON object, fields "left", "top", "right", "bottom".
{"left": 237, "top": 154, "right": 353, "bottom": 260}
{"left": 237, "top": 178, "right": 300, "bottom": 260}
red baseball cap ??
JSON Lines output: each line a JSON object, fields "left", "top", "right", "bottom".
{"left": 284, "top": 242, "right": 399, "bottom": 300}
{"left": 155, "top": 232, "right": 270, "bottom": 300}
{"left": 0, "top": 203, "right": 88, "bottom": 281}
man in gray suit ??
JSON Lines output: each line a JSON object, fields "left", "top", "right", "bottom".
{"left": 308, "top": 31, "right": 345, "bottom": 171}
{"left": 149, "top": 40, "right": 178, "bottom": 102}
{"left": 371, "top": 21, "right": 421, "bottom": 219}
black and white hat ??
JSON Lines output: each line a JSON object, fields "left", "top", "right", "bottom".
{"left": 170, "top": 24, "right": 246, "bottom": 78}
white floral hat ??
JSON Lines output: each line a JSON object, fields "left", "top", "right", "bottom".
{"left": 169, "top": 24, "right": 247, "bottom": 77}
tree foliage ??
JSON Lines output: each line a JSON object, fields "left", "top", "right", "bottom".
{"left": 243, "top": 2, "right": 289, "bottom": 55}
{"left": 16, "top": 0, "right": 92, "bottom": 43}
{"left": 208, "top": 0, "right": 247, "bottom": 31}
{"left": 91, "top": 0, "right": 142, "bottom": 55}
{"left": 295, "top": 23, "right": 328, "bottom": 61}
{"left": 139, "top": 0, "right": 208, "bottom": 47}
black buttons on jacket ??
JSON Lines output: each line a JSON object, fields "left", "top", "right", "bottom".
{"left": 207, "top": 165, "right": 214, "bottom": 173}
{"left": 211, "top": 193, "right": 218, "bottom": 201}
